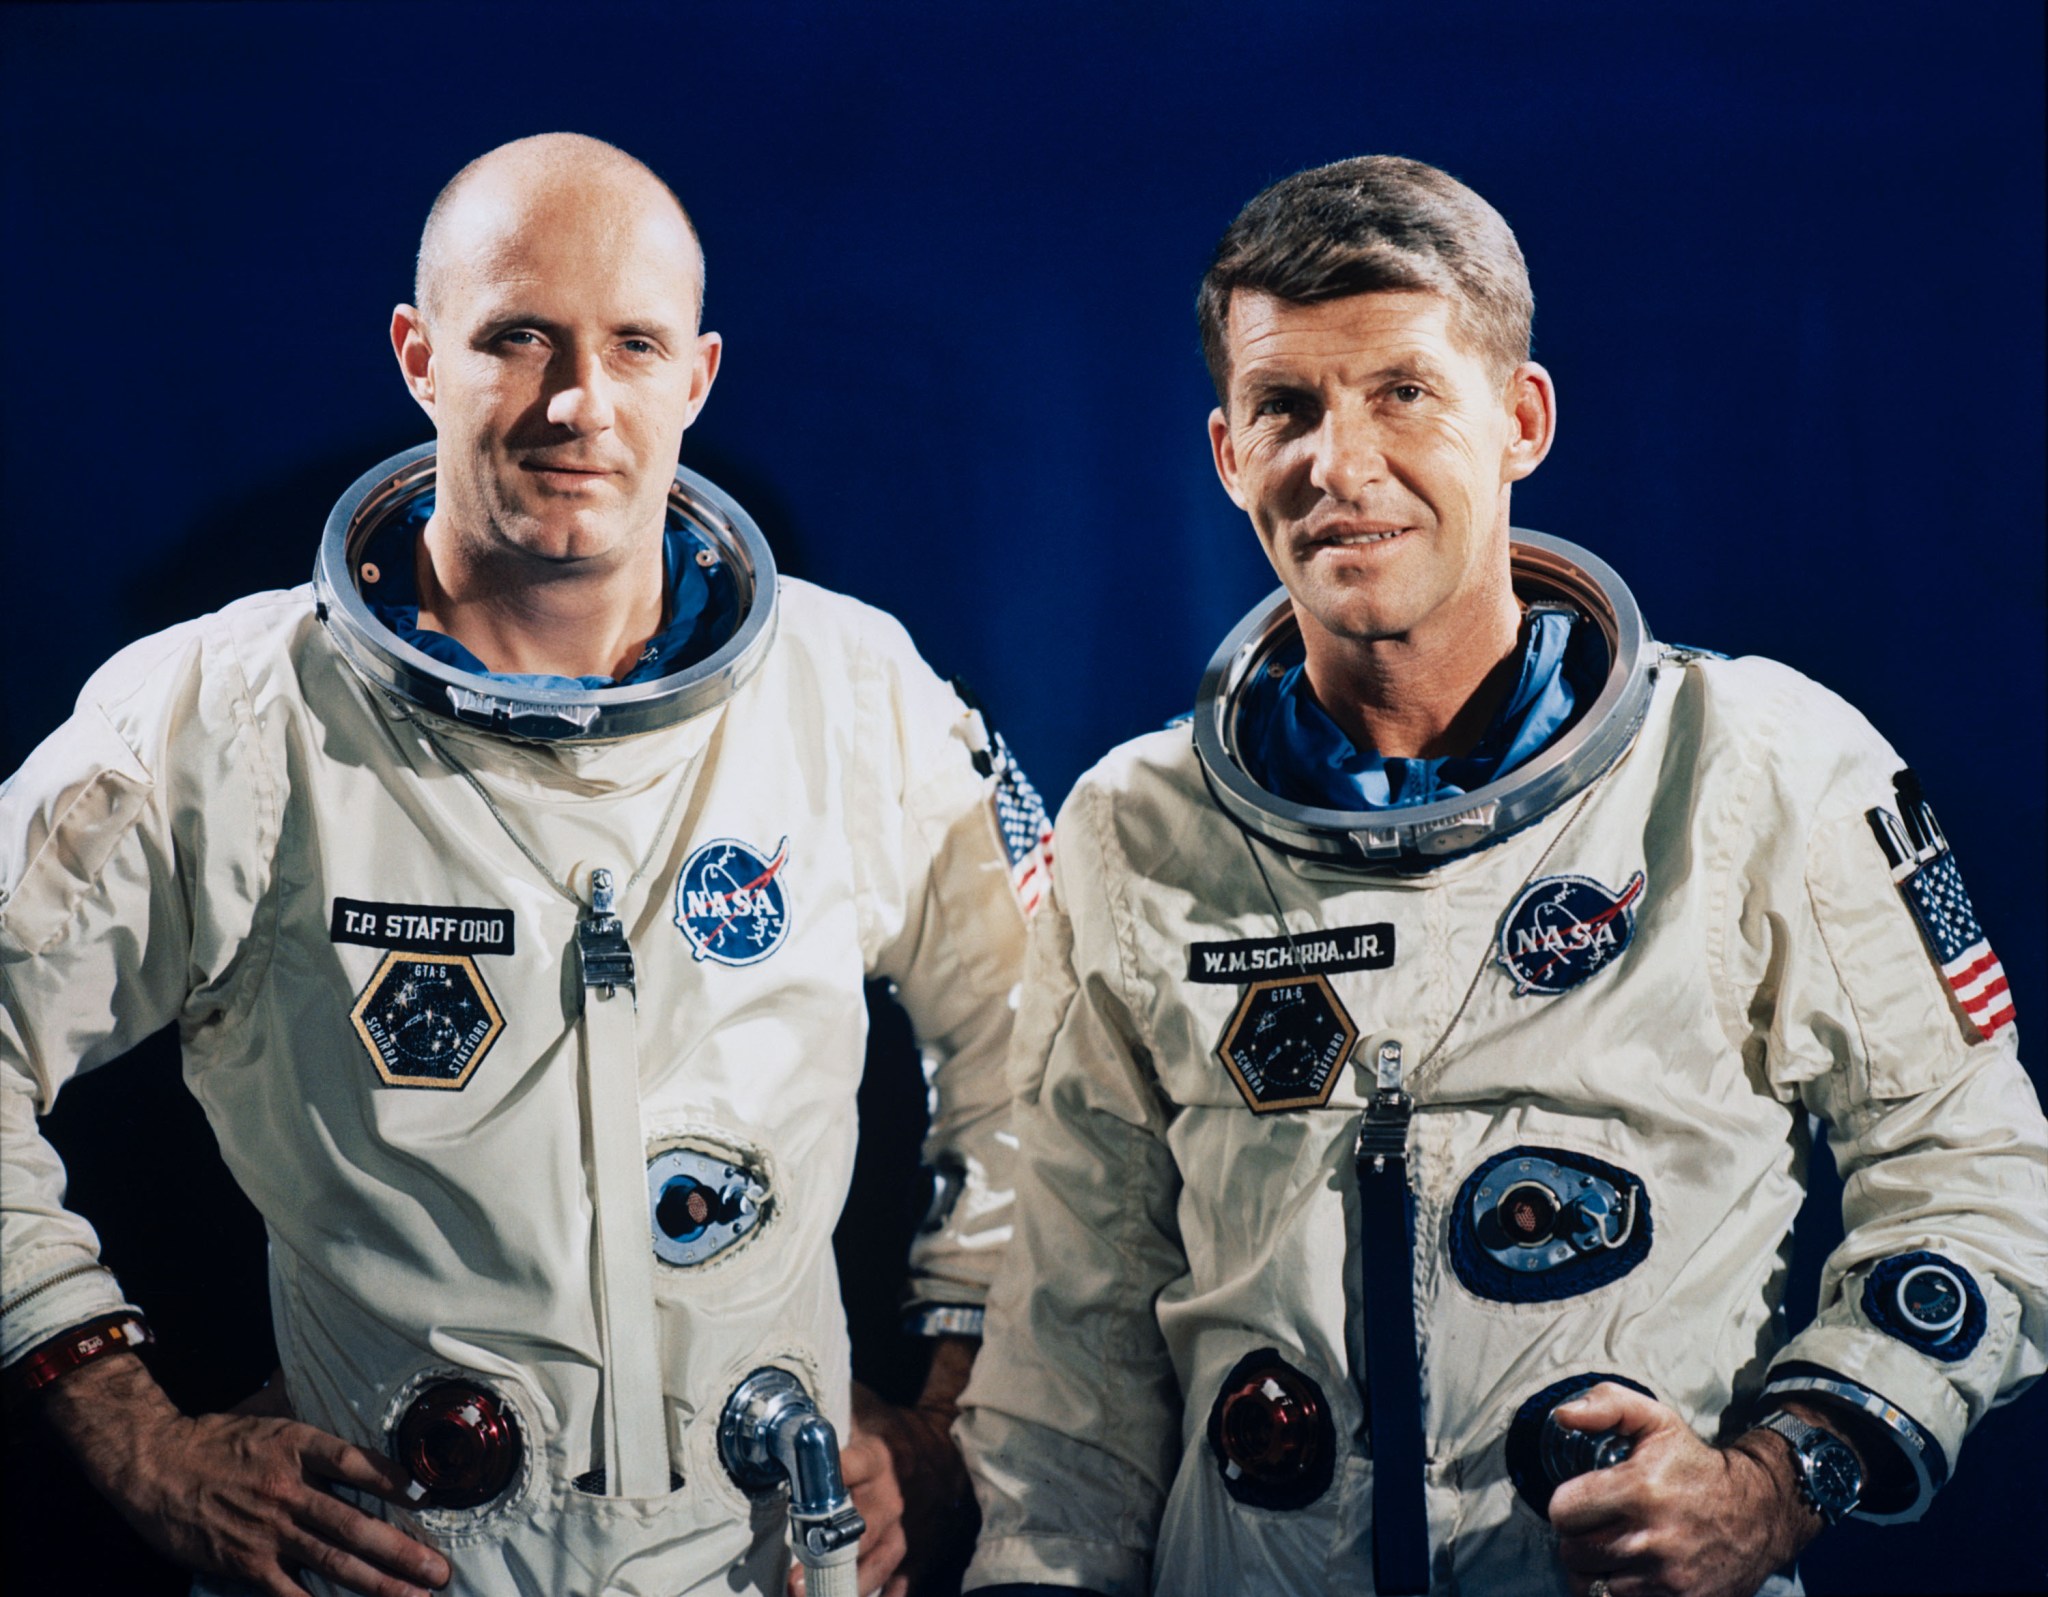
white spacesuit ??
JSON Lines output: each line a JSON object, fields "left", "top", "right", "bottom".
{"left": 957, "top": 535, "right": 2048, "bottom": 1597}
{"left": 0, "top": 447, "right": 1036, "bottom": 1597}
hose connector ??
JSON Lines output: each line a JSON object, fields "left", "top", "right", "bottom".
{"left": 719, "top": 1367, "right": 864, "bottom": 1595}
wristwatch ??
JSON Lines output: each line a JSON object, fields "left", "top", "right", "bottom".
{"left": 1752, "top": 1409, "right": 1864, "bottom": 1525}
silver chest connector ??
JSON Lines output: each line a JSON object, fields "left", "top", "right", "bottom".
{"left": 1356, "top": 1037, "right": 1413, "bottom": 1173}
{"left": 578, "top": 868, "right": 636, "bottom": 1002}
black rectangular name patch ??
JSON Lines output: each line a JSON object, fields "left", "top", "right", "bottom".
{"left": 330, "top": 898, "right": 517, "bottom": 956}
{"left": 1185, "top": 923, "right": 1394, "bottom": 983}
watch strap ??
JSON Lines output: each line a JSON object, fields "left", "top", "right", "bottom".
{"left": 5, "top": 1311, "right": 155, "bottom": 1407}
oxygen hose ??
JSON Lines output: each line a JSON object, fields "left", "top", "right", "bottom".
{"left": 719, "top": 1368, "right": 865, "bottom": 1597}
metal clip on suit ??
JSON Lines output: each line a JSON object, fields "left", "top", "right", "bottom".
{"left": 578, "top": 868, "right": 636, "bottom": 997}
{"left": 1355, "top": 1038, "right": 1428, "bottom": 1595}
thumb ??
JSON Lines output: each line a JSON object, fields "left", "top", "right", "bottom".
{"left": 1550, "top": 1382, "right": 1672, "bottom": 1441}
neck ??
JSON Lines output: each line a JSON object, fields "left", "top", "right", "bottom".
{"left": 1298, "top": 577, "right": 1525, "bottom": 761}
{"left": 414, "top": 515, "right": 666, "bottom": 682}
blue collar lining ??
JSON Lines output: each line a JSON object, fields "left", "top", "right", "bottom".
{"left": 355, "top": 496, "right": 740, "bottom": 690}
{"left": 1237, "top": 611, "right": 1608, "bottom": 812}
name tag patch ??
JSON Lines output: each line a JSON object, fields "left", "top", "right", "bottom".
{"left": 331, "top": 898, "right": 516, "bottom": 956}
{"left": 1186, "top": 924, "right": 1394, "bottom": 983}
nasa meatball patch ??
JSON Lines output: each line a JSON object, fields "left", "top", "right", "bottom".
{"left": 673, "top": 836, "right": 791, "bottom": 966}
{"left": 1496, "top": 871, "right": 1644, "bottom": 997}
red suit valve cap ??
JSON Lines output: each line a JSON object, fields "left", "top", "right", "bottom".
{"left": 1219, "top": 1365, "right": 1327, "bottom": 1479}
{"left": 393, "top": 1380, "right": 522, "bottom": 1509}
{"left": 1206, "top": 1350, "right": 1337, "bottom": 1510}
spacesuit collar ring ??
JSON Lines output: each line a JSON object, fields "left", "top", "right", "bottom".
{"left": 315, "top": 442, "right": 779, "bottom": 744}
{"left": 1192, "top": 530, "right": 1655, "bottom": 869}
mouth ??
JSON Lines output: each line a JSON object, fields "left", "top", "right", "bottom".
{"left": 1300, "top": 523, "right": 1411, "bottom": 554}
{"left": 520, "top": 462, "right": 615, "bottom": 489}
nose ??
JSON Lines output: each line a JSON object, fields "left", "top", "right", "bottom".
{"left": 1308, "top": 404, "right": 1386, "bottom": 503}
{"left": 545, "top": 346, "right": 616, "bottom": 434}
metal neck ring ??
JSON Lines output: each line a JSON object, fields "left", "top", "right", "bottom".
{"left": 313, "top": 442, "right": 779, "bottom": 743}
{"left": 1191, "top": 529, "right": 1655, "bottom": 868}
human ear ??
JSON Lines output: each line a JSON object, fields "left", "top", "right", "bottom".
{"left": 390, "top": 305, "right": 436, "bottom": 417}
{"left": 680, "top": 331, "right": 723, "bottom": 433}
{"left": 1501, "top": 361, "right": 1556, "bottom": 483}
{"left": 1209, "top": 406, "right": 1250, "bottom": 511}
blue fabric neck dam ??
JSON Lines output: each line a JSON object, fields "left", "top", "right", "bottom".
{"left": 355, "top": 495, "right": 742, "bottom": 691}
{"left": 1237, "top": 610, "right": 1609, "bottom": 813}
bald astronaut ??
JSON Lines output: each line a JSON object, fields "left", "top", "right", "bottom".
{"left": 1, "top": 134, "right": 1042, "bottom": 1597}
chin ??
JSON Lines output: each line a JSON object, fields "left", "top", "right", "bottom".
{"left": 496, "top": 504, "right": 619, "bottom": 561}
{"left": 1288, "top": 578, "right": 1420, "bottom": 647}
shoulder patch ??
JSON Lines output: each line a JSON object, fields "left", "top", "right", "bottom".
{"left": 1868, "top": 772, "right": 2012, "bottom": 1041}
{"left": 991, "top": 742, "right": 1054, "bottom": 917}
{"left": 950, "top": 678, "right": 1054, "bottom": 916}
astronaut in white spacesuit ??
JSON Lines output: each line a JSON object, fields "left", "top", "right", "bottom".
{"left": 0, "top": 135, "right": 1043, "bottom": 1597}
{"left": 956, "top": 157, "right": 2048, "bottom": 1597}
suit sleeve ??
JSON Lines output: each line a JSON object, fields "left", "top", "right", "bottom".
{"left": 0, "top": 619, "right": 279, "bottom": 1366}
{"left": 1735, "top": 677, "right": 2048, "bottom": 1519}
{"left": 956, "top": 778, "right": 1186, "bottom": 1597}
{"left": 852, "top": 613, "right": 1031, "bottom": 1326}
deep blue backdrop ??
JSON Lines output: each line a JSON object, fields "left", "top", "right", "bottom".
{"left": 3, "top": 4, "right": 2042, "bottom": 1595}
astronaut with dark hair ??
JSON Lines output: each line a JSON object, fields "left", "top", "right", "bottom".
{"left": 1, "top": 133, "right": 1043, "bottom": 1597}
{"left": 957, "top": 156, "right": 2048, "bottom": 1597}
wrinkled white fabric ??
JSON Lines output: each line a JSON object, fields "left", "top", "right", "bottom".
{"left": 959, "top": 649, "right": 2048, "bottom": 1597}
{"left": 1, "top": 577, "right": 1025, "bottom": 1596}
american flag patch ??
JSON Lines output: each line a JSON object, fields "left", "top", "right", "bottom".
{"left": 951, "top": 679, "right": 1055, "bottom": 917}
{"left": 991, "top": 732, "right": 1054, "bottom": 915}
{"left": 1868, "top": 772, "right": 2013, "bottom": 1041}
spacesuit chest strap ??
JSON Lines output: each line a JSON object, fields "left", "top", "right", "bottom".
{"left": 577, "top": 870, "right": 670, "bottom": 1498}
{"left": 1355, "top": 1038, "right": 1428, "bottom": 1595}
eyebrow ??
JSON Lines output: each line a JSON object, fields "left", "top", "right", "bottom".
{"left": 1237, "top": 353, "right": 1448, "bottom": 397}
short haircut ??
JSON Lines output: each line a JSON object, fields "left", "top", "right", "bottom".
{"left": 1197, "top": 155, "right": 1532, "bottom": 405}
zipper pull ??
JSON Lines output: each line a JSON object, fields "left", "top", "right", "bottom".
{"left": 1356, "top": 1037, "right": 1412, "bottom": 1174}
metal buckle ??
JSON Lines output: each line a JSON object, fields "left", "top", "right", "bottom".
{"left": 578, "top": 868, "right": 636, "bottom": 999}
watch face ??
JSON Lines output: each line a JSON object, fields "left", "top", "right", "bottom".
{"left": 1807, "top": 1437, "right": 1863, "bottom": 1516}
